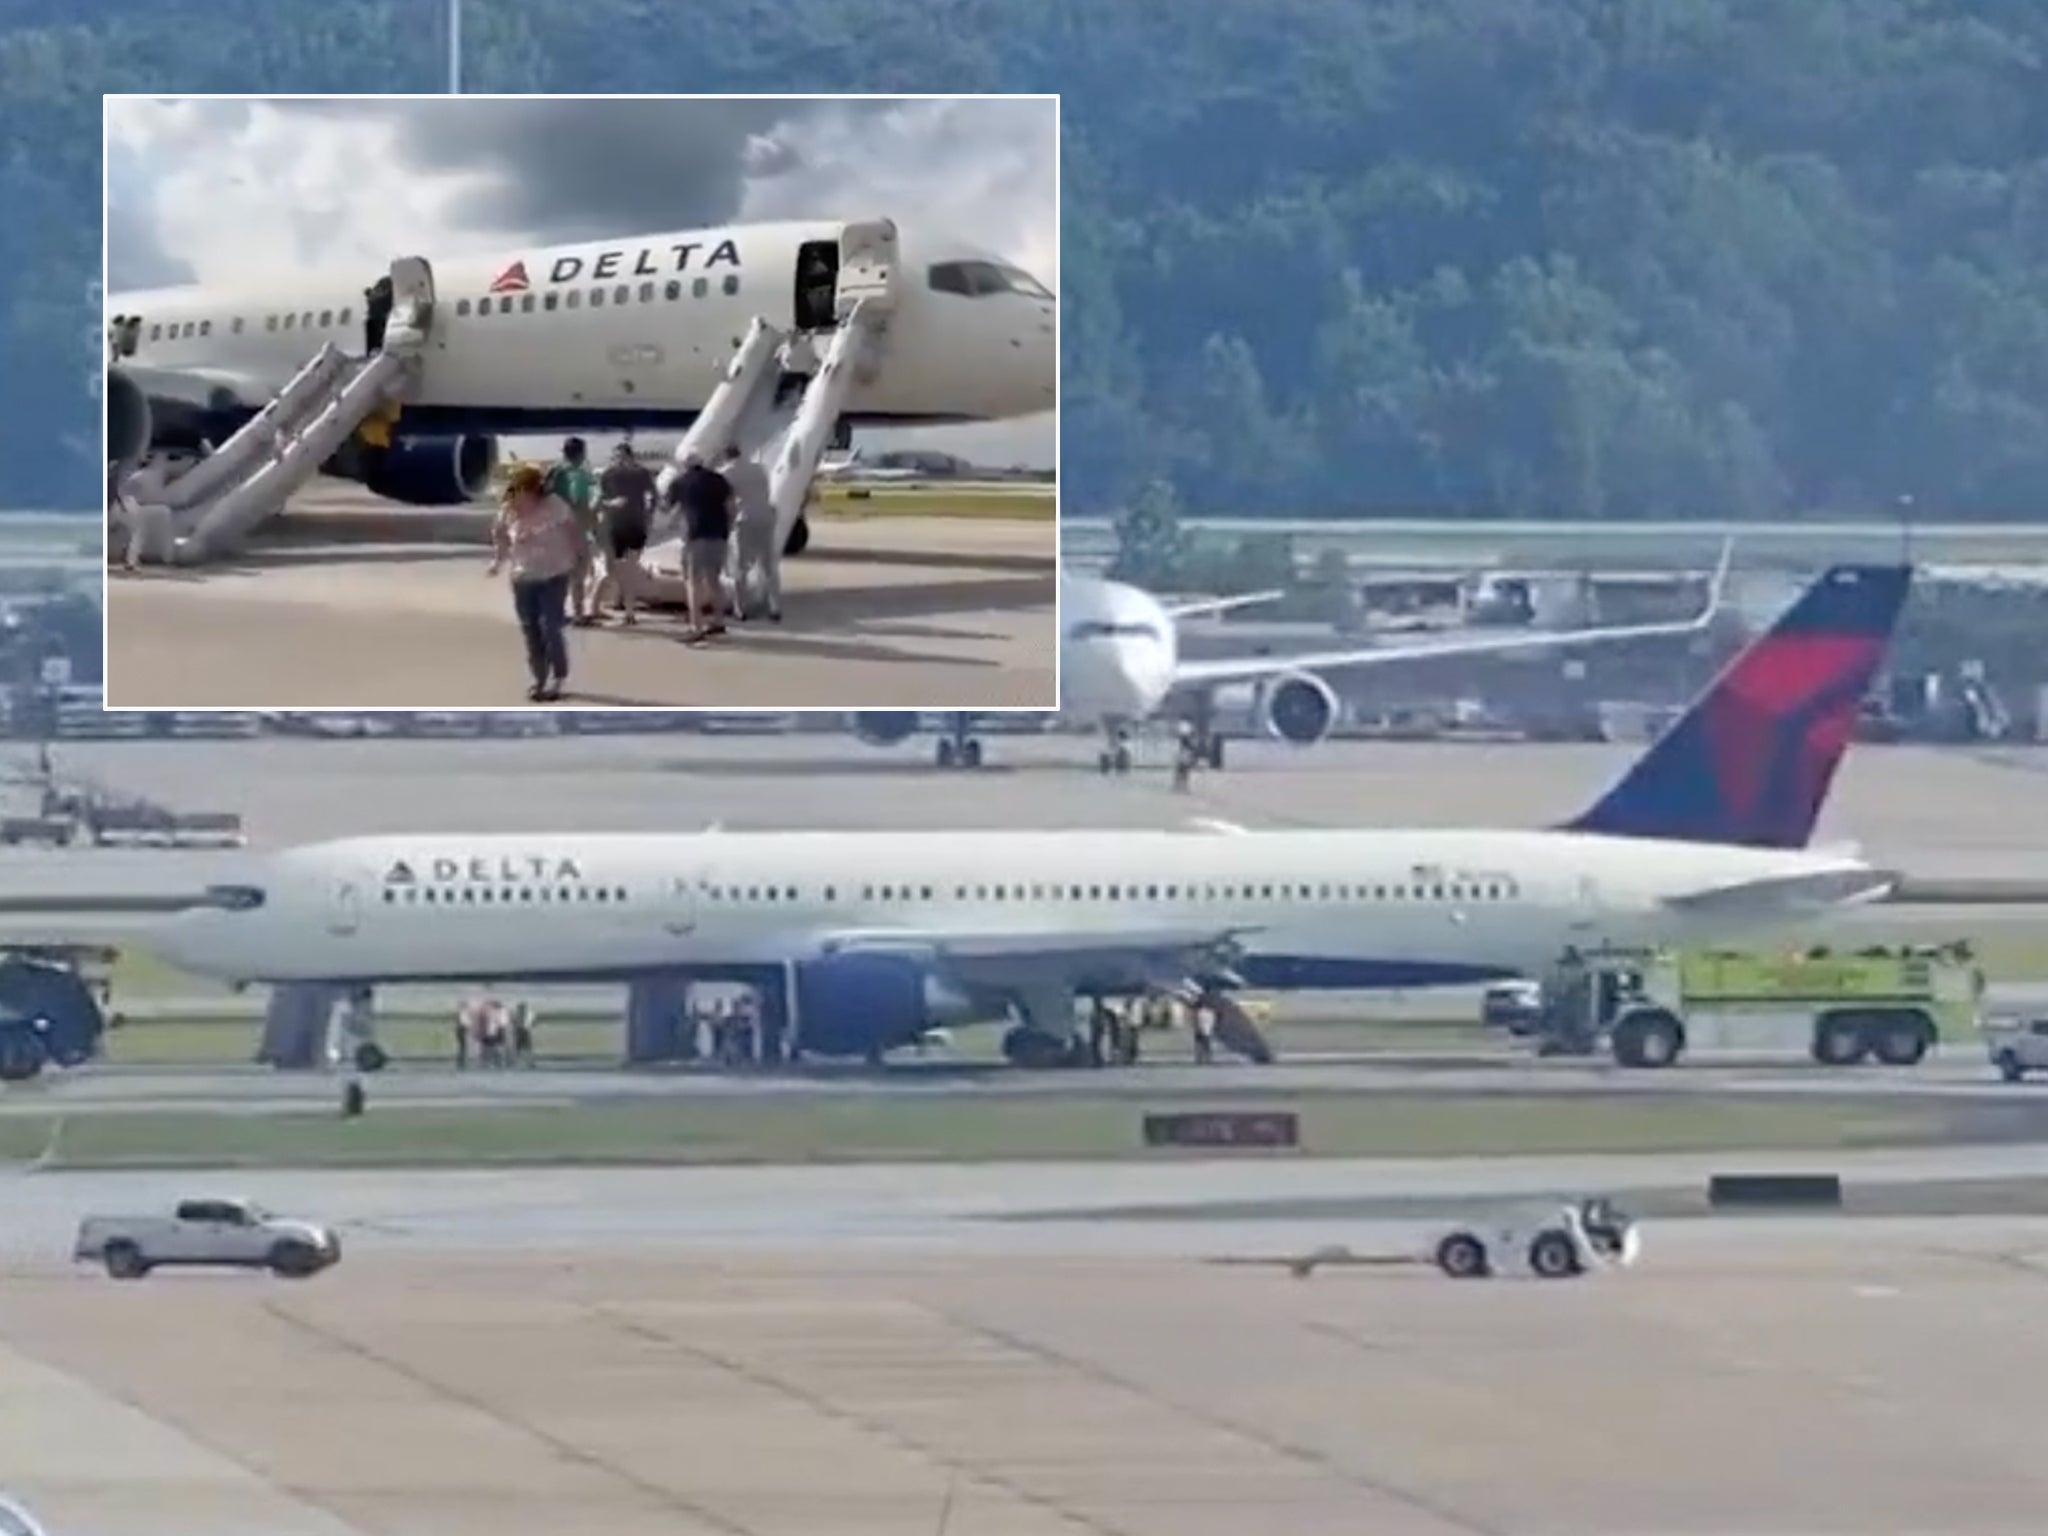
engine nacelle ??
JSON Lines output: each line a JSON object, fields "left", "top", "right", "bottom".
{"left": 1259, "top": 672, "right": 1340, "bottom": 745}
{"left": 106, "top": 368, "right": 152, "bottom": 470}
{"left": 359, "top": 434, "right": 499, "bottom": 506}
{"left": 791, "top": 953, "right": 983, "bottom": 1059}
{"left": 851, "top": 711, "right": 921, "bottom": 747}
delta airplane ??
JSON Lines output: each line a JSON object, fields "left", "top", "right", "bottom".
{"left": 103, "top": 215, "right": 1056, "bottom": 540}
{"left": 140, "top": 563, "right": 1911, "bottom": 1069}
{"left": 852, "top": 551, "right": 1731, "bottom": 770}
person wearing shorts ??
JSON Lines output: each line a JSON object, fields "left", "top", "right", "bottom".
{"left": 670, "top": 452, "right": 734, "bottom": 642}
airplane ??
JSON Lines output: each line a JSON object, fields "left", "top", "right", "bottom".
{"left": 102, "top": 215, "right": 1056, "bottom": 551}
{"left": 133, "top": 562, "right": 1912, "bottom": 1071}
{"left": 850, "top": 549, "right": 1733, "bottom": 771}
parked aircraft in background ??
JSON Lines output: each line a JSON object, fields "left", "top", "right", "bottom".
{"left": 852, "top": 545, "right": 1731, "bottom": 770}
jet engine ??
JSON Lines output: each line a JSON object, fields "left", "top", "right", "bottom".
{"left": 851, "top": 711, "right": 921, "bottom": 747}
{"left": 1258, "top": 672, "right": 1340, "bottom": 745}
{"left": 358, "top": 434, "right": 500, "bottom": 507}
{"left": 105, "top": 367, "right": 151, "bottom": 470}
{"left": 791, "top": 952, "right": 980, "bottom": 1059}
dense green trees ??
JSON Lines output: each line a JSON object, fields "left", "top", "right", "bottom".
{"left": 7, "top": 0, "right": 2045, "bottom": 518}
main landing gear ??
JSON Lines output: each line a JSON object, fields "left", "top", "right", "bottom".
{"left": 934, "top": 714, "right": 984, "bottom": 769}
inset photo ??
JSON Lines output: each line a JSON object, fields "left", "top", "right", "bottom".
{"left": 102, "top": 93, "right": 1058, "bottom": 709}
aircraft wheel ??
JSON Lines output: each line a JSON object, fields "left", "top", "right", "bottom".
{"left": 962, "top": 738, "right": 983, "bottom": 769}
{"left": 783, "top": 516, "right": 810, "bottom": 557}
{"left": 1207, "top": 736, "right": 1225, "bottom": 770}
{"left": 937, "top": 738, "right": 957, "bottom": 769}
{"left": 1435, "top": 1231, "right": 1490, "bottom": 1278}
{"left": 1528, "top": 1228, "right": 1581, "bottom": 1278}
{"left": 1112, "top": 745, "right": 1133, "bottom": 774}
{"left": 1997, "top": 1049, "right": 2026, "bottom": 1082}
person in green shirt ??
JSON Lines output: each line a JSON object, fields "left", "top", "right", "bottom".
{"left": 543, "top": 436, "right": 600, "bottom": 623}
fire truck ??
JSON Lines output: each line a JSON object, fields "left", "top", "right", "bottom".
{"left": 1530, "top": 942, "right": 1982, "bottom": 1068}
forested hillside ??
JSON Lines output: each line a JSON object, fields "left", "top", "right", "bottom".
{"left": 6, "top": 0, "right": 2046, "bottom": 517}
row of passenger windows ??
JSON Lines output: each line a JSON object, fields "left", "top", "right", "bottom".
{"left": 457, "top": 274, "right": 741, "bottom": 317}
{"left": 380, "top": 878, "right": 1526, "bottom": 909}
{"left": 703, "top": 880, "right": 1526, "bottom": 904}
{"left": 134, "top": 273, "right": 747, "bottom": 345}
{"left": 384, "top": 885, "right": 631, "bottom": 905}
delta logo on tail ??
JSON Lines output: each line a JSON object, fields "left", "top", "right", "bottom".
{"left": 1566, "top": 563, "right": 1914, "bottom": 850}
{"left": 489, "top": 261, "right": 531, "bottom": 294}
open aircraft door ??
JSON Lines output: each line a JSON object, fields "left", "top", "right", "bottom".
{"left": 388, "top": 255, "right": 437, "bottom": 341}
{"left": 661, "top": 873, "right": 699, "bottom": 938}
{"left": 834, "top": 217, "right": 900, "bottom": 321}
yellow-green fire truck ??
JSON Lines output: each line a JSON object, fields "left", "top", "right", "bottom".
{"left": 1532, "top": 942, "right": 1983, "bottom": 1068}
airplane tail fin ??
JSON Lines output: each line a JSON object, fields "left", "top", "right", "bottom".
{"left": 1564, "top": 563, "right": 1913, "bottom": 849}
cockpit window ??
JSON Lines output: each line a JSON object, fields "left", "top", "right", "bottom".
{"left": 1068, "top": 620, "right": 1163, "bottom": 643}
{"left": 202, "top": 884, "right": 267, "bottom": 911}
{"left": 927, "top": 260, "right": 1053, "bottom": 300}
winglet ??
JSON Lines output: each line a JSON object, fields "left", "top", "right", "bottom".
{"left": 1564, "top": 562, "right": 1913, "bottom": 848}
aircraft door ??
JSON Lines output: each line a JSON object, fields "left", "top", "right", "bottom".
{"left": 327, "top": 880, "right": 363, "bottom": 937}
{"left": 794, "top": 239, "right": 839, "bottom": 331}
{"left": 382, "top": 255, "right": 436, "bottom": 350}
{"left": 662, "top": 872, "right": 698, "bottom": 937}
{"left": 834, "top": 218, "right": 900, "bottom": 319}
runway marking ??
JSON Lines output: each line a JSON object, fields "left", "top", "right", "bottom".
{"left": 926, "top": 1308, "right": 1509, "bottom": 1536}
{"left": 257, "top": 1300, "right": 756, "bottom": 1536}
{"left": 598, "top": 1304, "right": 1120, "bottom": 1536}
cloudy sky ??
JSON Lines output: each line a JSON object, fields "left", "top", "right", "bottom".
{"left": 105, "top": 94, "right": 1058, "bottom": 465}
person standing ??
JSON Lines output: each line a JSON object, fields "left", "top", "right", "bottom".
{"left": 363, "top": 274, "right": 394, "bottom": 354}
{"left": 544, "top": 437, "right": 600, "bottom": 625}
{"left": 597, "top": 442, "right": 658, "bottom": 626}
{"left": 669, "top": 452, "right": 734, "bottom": 643}
{"left": 720, "top": 445, "right": 782, "bottom": 623}
{"left": 488, "top": 463, "right": 580, "bottom": 701}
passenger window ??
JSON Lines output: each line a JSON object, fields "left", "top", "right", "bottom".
{"left": 282, "top": 313, "right": 296, "bottom": 329}
{"left": 457, "top": 299, "right": 471, "bottom": 316}
{"left": 567, "top": 291, "right": 581, "bottom": 309}
{"left": 692, "top": 277, "right": 709, "bottom": 298}
{"left": 522, "top": 294, "right": 536, "bottom": 312}
{"left": 318, "top": 309, "right": 333, "bottom": 327}
{"left": 199, "top": 319, "right": 212, "bottom": 336}
{"left": 723, "top": 274, "right": 740, "bottom": 296}
{"left": 231, "top": 317, "right": 245, "bottom": 334}
{"left": 615, "top": 284, "right": 629, "bottom": 304}
{"left": 544, "top": 293, "right": 559, "bottom": 311}
{"left": 340, "top": 307, "right": 352, "bottom": 325}
{"left": 665, "top": 280, "right": 682, "bottom": 300}
{"left": 590, "top": 288, "right": 605, "bottom": 307}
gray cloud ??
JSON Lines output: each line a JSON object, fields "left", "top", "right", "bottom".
{"left": 267, "top": 96, "right": 917, "bottom": 243}
{"left": 105, "top": 140, "right": 195, "bottom": 289}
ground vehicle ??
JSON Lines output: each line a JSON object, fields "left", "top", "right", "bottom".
{"left": 1984, "top": 1016, "right": 2048, "bottom": 1081}
{"left": 1480, "top": 979, "right": 1543, "bottom": 1033}
{"left": 73, "top": 1198, "right": 341, "bottom": 1280}
{"left": 1532, "top": 943, "right": 1980, "bottom": 1068}
{"left": 1434, "top": 1198, "right": 1641, "bottom": 1279}
{"left": 0, "top": 950, "right": 111, "bottom": 1082}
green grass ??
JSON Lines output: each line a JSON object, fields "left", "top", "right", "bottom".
{"left": 812, "top": 485, "right": 1054, "bottom": 520}
{"left": 0, "top": 1095, "right": 1946, "bottom": 1170}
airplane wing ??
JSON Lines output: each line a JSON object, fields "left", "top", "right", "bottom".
{"left": 1661, "top": 866, "right": 1900, "bottom": 917}
{"left": 815, "top": 923, "right": 1257, "bottom": 978}
{"left": 1167, "top": 541, "right": 1733, "bottom": 691}
{"left": 1163, "top": 590, "right": 1285, "bottom": 622}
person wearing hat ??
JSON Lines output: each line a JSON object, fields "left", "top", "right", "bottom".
{"left": 488, "top": 462, "right": 581, "bottom": 700}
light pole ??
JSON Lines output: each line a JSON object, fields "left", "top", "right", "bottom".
{"left": 448, "top": 0, "right": 462, "bottom": 93}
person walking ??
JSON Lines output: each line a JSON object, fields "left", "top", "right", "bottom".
{"left": 596, "top": 442, "right": 658, "bottom": 625}
{"left": 488, "top": 462, "right": 581, "bottom": 701}
{"left": 720, "top": 444, "right": 782, "bottom": 622}
{"left": 543, "top": 437, "right": 600, "bottom": 625}
{"left": 668, "top": 451, "right": 734, "bottom": 643}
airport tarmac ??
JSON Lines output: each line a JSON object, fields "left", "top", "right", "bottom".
{"left": 23, "top": 734, "right": 2048, "bottom": 880}
{"left": 7, "top": 1158, "right": 2048, "bottom": 1534}
{"left": 102, "top": 493, "right": 1057, "bottom": 710}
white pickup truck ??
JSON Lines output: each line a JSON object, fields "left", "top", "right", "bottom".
{"left": 73, "top": 1197, "right": 341, "bottom": 1280}
{"left": 1985, "top": 1016, "right": 2048, "bottom": 1081}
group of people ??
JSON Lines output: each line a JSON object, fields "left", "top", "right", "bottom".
{"left": 452, "top": 995, "right": 536, "bottom": 1069}
{"left": 489, "top": 435, "right": 791, "bottom": 702}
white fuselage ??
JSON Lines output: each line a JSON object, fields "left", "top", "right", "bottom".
{"left": 1058, "top": 575, "right": 1180, "bottom": 721}
{"left": 109, "top": 218, "right": 1056, "bottom": 431}
{"left": 142, "top": 829, "right": 1884, "bottom": 987}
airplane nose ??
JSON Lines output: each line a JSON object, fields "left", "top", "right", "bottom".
{"left": 1004, "top": 302, "right": 1057, "bottom": 416}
